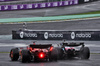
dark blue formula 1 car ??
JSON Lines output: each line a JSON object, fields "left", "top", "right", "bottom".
{"left": 56, "top": 42, "right": 90, "bottom": 60}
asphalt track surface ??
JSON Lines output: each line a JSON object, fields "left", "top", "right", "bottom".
{"left": 0, "top": 0, "right": 100, "bottom": 18}
{"left": 0, "top": 53, "right": 100, "bottom": 66}
{"left": 1, "top": 18, "right": 100, "bottom": 35}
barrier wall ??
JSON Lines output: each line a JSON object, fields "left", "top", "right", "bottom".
{"left": 0, "top": 0, "right": 14, "bottom": 2}
{"left": 0, "top": 0, "right": 78, "bottom": 11}
{"left": 12, "top": 30, "right": 100, "bottom": 41}
{"left": 0, "top": 0, "right": 97, "bottom": 11}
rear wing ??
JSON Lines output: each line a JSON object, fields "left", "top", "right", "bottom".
{"left": 29, "top": 44, "right": 52, "bottom": 49}
{"left": 63, "top": 42, "right": 84, "bottom": 47}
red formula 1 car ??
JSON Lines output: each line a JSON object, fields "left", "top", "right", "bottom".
{"left": 10, "top": 44, "right": 58, "bottom": 63}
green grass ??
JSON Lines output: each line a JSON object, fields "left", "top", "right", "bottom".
{"left": 90, "top": 53, "right": 100, "bottom": 54}
{"left": 0, "top": 52, "right": 9, "bottom": 53}
{"left": 73, "top": 11, "right": 100, "bottom": 15}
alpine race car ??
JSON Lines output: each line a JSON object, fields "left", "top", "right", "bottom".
{"left": 56, "top": 42, "right": 90, "bottom": 59}
{"left": 10, "top": 43, "right": 58, "bottom": 63}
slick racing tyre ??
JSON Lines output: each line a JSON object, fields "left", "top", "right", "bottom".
{"left": 56, "top": 47, "right": 63, "bottom": 60}
{"left": 21, "top": 50, "right": 31, "bottom": 63}
{"left": 10, "top": 48, "right": 19, "bottom": 61}
{"left": 49, "top": 48, "right": 58, "bottom": 61}
{"left": 80, "top": 47, "right": 90, "bottom": 59}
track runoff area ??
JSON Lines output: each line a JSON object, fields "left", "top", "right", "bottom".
{"left": 0, "top": 17, "right": 100, "bottom": 66}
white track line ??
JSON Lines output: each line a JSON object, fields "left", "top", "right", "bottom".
{"left": 0, "top": 43, "right": 28, "bottom": 47}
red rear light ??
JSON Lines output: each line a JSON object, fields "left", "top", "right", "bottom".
{"left": 50, "top": 46, "right": 53, "bottom": 51}
{"left": 39, "top": 53, "right": 44, "bottom": 58}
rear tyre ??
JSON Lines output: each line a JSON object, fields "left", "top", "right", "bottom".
{"left": 34, "top": 57, "right": 38, "bottom": 62}
{"left": 10, "top": 48, "right": 19, "bottom": 61}
{"left": 56, "top": 47, "right": 63, "bottom": 60}
{"left": 21, "top": 50, "right": 31, "bottom": 63}
{"left": 80, "top": 47, "right": 90, "bottom": 59}
{"left": 49, "top": 48, "right": 58, "bottom": 62}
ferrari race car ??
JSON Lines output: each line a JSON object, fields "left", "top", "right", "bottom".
{"left": 10, "top": 43, "right": 58, "bottom": 63}
{"left": 56, "top": 42, "right": 90, "bottom": 60}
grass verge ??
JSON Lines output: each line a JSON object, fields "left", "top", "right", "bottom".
{"left": 73, "top": 11, "right": 100, "bottom": 15}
